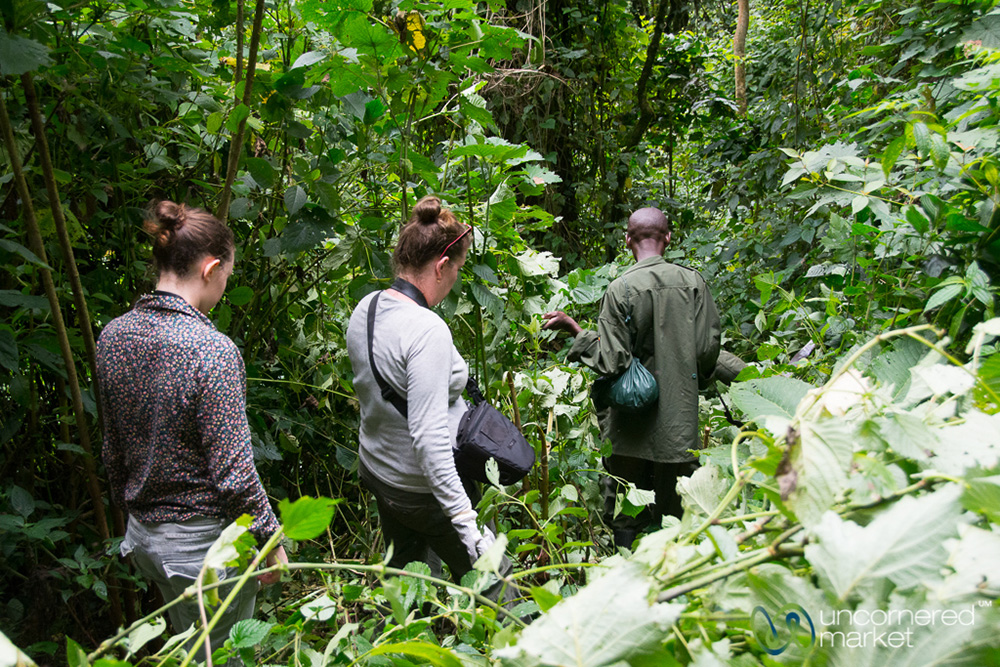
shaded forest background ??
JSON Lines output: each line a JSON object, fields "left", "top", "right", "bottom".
{"left": 2, "top": 0, "right": 999, "bottom": 663}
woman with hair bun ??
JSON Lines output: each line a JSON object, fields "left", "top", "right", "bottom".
{"left": 96, "top": 201, "right": 287, "bottom": 662}
{"left": 347, "top": 195, "right": 512, "bottom": 595}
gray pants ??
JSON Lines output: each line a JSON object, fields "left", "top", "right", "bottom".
{"left": 122, "top": 515, "right": 259, "bottom": 664}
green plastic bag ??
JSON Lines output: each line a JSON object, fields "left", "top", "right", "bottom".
{"left": 607, "top": 356, "right": 658, "bottom": 412}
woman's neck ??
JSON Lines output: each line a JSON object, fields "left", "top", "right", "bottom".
{"left": 391, "top": 270, "right": 436, "bottom": 307}
{"left": 156, "top": 274, "right": 206, "bottom": 313}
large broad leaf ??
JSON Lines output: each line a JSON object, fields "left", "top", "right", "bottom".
{"left": 937, "top": 524, "right": 1000, "bottom": 601}
{"left": 962, "top": 13, "right": 1000, "bottom": 48}
{"left": 0, "top": 328, "right": 16, "bottom": 372}
{"left": 0, "top": 29, "right": 51, "bottom": 76}
{"left": 203, "top": 521, "right": 249, "bottom": 569}
{"left": 677, "top": 464, "right": 730, "bottom": 517}
{"left": 229, "top": 618, "right": 273, "bottom": 649}
{"left": 928, "top": 411, "right": 1000, "bottom": 475}
{"left": 783, "top": 420, "right": 854, "bottom": 528}
{"left": 278, "top": 496, "right": 339, "bottom": 540}
{"left": 515, "top": 249, "right": 560, "bottom": 278}
{"left": 866, "top": 337, "right": 925, "bottom": 401}
{"left": 0, "top": 290, "right": 49, "bottom": 311}
{"left": 0, "top": 239, "right": 49, "bottom": 268}
{"left": 495, "top": 563, "right": 684, "bottom": 667}
{"left": 364, "top": 641, "right": 463, "bottom": 667}
{"left": 126, "top": 617, "right": 166, "bottom": 658}
{"left": 805, "top": 485, "right": 964, "bottom": 602}
{"left": 960, "top": 475, "right": 1000, "bottom": 524}
{"left": 728, "top": 376, "right": 813, "bottom": 436}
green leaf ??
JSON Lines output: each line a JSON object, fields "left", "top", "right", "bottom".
{"left": 66, "top": 638, "right": 87, "bottom": 667}
{"left": 365, "top": 641, "right": 463, "bottom": 667}
{"left": 975, "top": 354, "right": 1000, "bottom": 407}
{"left": 0, "top": 328, "right": 17, "bottom": 372}
{"left": 961, "top": 476, "right": 1000, "bottom": 524}
{"left": 9, "top": 485, "right": 34, "bottom": 518}
{"left": 278, "top": 496, "right": 339, "bottom": 540}
{"left": 937, "top": 524, "right": 1000, "bottom": 600}
{"left": 0, "top": 29, "right": 51, "bottom": 76}
{"left": 851, "top": 195, "right": 869, "bottom": 215}
{"left": 677, "top": 465, "right": 729, "bottom": 517}
{"left": 805, "top": 485, "right": 963, "bottom": 601}
{"left": 0, "top": 239, "right": 50, "bottom": 268}
{"left": 245, "top": 158, "right": 276, "bottom": 189}
{"left": 783, "top": 420, "right": 854, "bottom": 528}
{"left": 284, "top": 185, "right": 307, "bottom": 216}
{"left": 206, "top": 111, "right": 223, "bottom": 134}
{"left": 728, "top": 376, "right": 813, "bottom": 435}
{"left": 495, "top": 563, "right": 684, "bottom": 667}
{"left": 0, "top": 290, "right": 49, "bottom": 311}
{"left": 226, "top": 286, "right": 254, "bottom": 307}
{"left": 881, "top": 136, "right": 905, "bottom": 179}
{"left": 912, "top": 122, "right": 931, "bottom": 156}
{"left": 203, "top": 521, "right": 249, "bottom": 569}
{"left": 530, "top": 585, "right": 562, "bottom": 612}
{"left": 226, "top": 103, "right": 251, "bottom": 133}
{"left": 962, "top": 13, "right": 1000, "bottom": 48}
{"left": 301, "top": 594, "right": 339, "bottom": 622}
{"left": 126, "top": 617, "right": 166, "bottom": 659}
{"left": 291, "top": 50, "right": 326, "bottom": 69}
{"left": 229, "top": 619, "right": 273, "bottom": 649}
{"left": 930, "top": 134, "right": 951, "bottom": 170}
{"left": 515, "top": 249, "right": 560, "bottom": 277}
{"left": 925, "top": 284, "right": 963, "bottom": 312}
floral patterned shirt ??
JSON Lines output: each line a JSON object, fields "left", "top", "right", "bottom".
{"left": 96, "top": 292, "right": 280, "bottom": 543}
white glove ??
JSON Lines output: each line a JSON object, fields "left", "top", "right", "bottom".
{"left": 450, "top": 509, "right": 496, "bottom": 564}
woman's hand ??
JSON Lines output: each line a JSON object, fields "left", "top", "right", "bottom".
{"left": 257, "top": 545, "right": 288, "bottom": 585}
{"left": 451, "top": 509, "right": 496, "bottom": 564}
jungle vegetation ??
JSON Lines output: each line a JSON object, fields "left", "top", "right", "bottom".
{"left": 1, "top": 0, "right": 999, "bottom": 664}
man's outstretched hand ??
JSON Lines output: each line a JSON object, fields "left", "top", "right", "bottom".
{"left": 542, "top": 311, "right": 583, "bottom": 336}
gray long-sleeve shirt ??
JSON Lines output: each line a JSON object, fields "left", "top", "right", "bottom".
{"left": 346, "top": 291, "right": 472, "bottom": 518}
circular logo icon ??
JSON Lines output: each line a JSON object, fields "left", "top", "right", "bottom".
{"left": 752, "top": 604, "right": 816, "bottom": 655}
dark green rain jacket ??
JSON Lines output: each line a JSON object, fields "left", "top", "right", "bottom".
{"left": 568, "top": 256, "right": 721, "bottom": 463}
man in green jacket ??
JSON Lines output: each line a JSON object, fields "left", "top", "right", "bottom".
{"left": 543, "top": 207, "right": 721, "bottom": 548}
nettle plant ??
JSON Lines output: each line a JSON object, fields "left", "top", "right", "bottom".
{"left": 31, "top": 321, "right": 998, "bottom": 667}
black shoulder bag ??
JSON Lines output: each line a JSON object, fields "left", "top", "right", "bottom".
{"left": 366, "top": 279, "right": 535, "bottom": 485}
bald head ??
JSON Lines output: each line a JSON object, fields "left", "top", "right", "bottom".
{"left": 627, "top": 207, "right": 672, "bottom": 244}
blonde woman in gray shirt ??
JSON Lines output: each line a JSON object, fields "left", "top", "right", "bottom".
{"left": 347, "top": 196, "right": 510, "bottom": 591}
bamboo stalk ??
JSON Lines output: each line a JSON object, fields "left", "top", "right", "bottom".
{"left": 217, "top": 0, "right": 266, "bottom": 222}
{"left": 0, "top": 88, "right": 122, "bottom": 628}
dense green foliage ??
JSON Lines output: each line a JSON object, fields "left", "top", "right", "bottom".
{"left": 1, "top": 0, "right": 999, "bottom": 664}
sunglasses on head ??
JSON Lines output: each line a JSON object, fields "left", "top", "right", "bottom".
{"left": 439, "top": 225, "right": 472, "bottom": 259}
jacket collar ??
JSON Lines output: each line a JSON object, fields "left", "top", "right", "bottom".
{"left": 624, "top": 255, "right": 666, "bottom": 275}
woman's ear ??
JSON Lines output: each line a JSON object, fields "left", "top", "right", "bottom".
{"left": 434, "top": 255, "right": 450, "bottom": 280}
{"left": 201, "top": 257, "right": 222, "bottom": 281}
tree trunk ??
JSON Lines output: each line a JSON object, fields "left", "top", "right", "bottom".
{"left": 735, "top": 0, "right": 749, "bottom": 116}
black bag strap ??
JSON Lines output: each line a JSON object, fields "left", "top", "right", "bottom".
{"left": 389, "top": 276, "right": 429, "bottom": 309}
{"left": 465, "top": 376, "right": 485, "bottom": 406}
{"left": 366, "top": 277, "right": 432, "bottom": 419}
{"left": 619, "top": 274, "right": 640, "bottom": 358}
{"left": 366, "top": 292, "right": 409, "bottom": 419}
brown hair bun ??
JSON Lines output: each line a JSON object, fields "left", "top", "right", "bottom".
{"left": 143, "top": 200, "right": 234, "bottom": 278}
